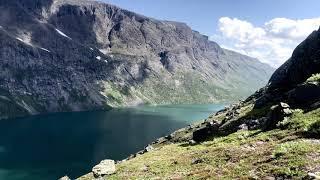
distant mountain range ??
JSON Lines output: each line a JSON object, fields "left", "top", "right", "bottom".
{"left": 0, "top": 0, "right": 274, "bottom": 119}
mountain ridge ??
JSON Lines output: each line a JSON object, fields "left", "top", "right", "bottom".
{"left": 0, "top": 0, "right": 274, "bottom": 119}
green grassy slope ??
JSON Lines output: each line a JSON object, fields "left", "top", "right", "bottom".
{"left": 78, "top": 72, "right": 320, "bottom": 180}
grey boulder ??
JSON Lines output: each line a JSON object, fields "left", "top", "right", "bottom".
{"left": 92, "top": 159, "right": 116, "bottom": 177}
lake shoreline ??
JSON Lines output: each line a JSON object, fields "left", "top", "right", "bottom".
{"left": 0, "top": 104, "right": 225, "bottom": 180}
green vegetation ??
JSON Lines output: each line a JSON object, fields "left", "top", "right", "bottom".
{"left": 135, "top": 71, "right": 232, "bottom": 105}
{"left": 79, "top": 129, "right": 320, "bottom": 180}
{"left": 278, "top": 108, "right": 320, "bottom": 134}
{"left": 79, "top": 106, "right": 320, "bottom": 180}
{"left": 306, "top": 73, "right": 320, "bottom": 83}
{"left": 271, "top": 140, "right": 319, "bottom": 178}
{"left": 100, "top": 81, "right": 129, "bottom": 106}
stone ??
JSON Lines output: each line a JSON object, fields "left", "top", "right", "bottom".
{"left": 192, "top": 121, "right": 219, "bottom": 142}
{"left": 247, "top": 117, "right": 268, "bottom": 130}
{"left": 92, "top": 159, "right": 116, "bottom": 177}
{"left": 140, "top": 165, "right": 149, "bottom": 172}
{"left": 165, "top": 134, "right": 173, "bottom": 140}
{"left": 191, "top": 158, "right": 203, "bottom": 165}
{"left": 151, "top": 177, "right": 162, "bottom": 180}
{"left": 187, "top": 125, "right": 193, "bottom": 130}
{"left": 280, "top": 102, "right": 290, "bottom": 108}
{"left": 256, "top": 141, "right": 265, "bottom": 146}
{"left": 188, "top": 140, "right": 197, "bottom": 145}
{"left": 169, "top": 175, "right": 183, "bottom": 180}
{"left": 283, "top": 108, "right": 293, "bottom": 115}
{"left": 307, "top": 172, "right": 320, "bottom": 179}
{"left": 265, "top": 102, "right": 292, "bottom": 130}
{"left": 264, "top": 176, "right": 275, "bottom": 180}
{"left": 238, "top": 123, "right": 248, "bottom": 131}
{"left": 144, "top": 145, "right": 154, "bottom": 152}
{"left": 288, "top": 84, "right": 320, "bottom": 106}
{"left": 58, "top": 176, "right": 71, "bottom": 180}
{"left": 235, "top": 109, "right": 241, "bottom": 114}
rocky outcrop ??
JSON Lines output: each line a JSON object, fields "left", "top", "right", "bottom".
{"left": 268, "top": 27, "right": 320, "bottom": 90}
{"left": 288, "top": 83, "right": 320, "bottom": 106}
{"left": 265, "top": 102, "right": 292, "bottom": 130}
{"left": 253, "top": 27, "right": 320, "bottom": 110}
{"left": 92, "top": 159, "right": 116, "bottom": 177}
{"left": 193, "top": 121, "right": 220, "bottom": 142}
{"left": 0, "top": 0, "right": 274, "bottom": 119}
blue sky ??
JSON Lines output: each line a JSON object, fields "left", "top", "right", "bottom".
{"left": 102, "top": 0, "right": 320, "bottom": 67}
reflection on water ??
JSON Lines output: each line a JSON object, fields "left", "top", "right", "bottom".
{"left": 0, "top": 104, "right": 224, "bottom": 180}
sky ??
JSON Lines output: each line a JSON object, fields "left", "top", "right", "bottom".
{"left": 102, "top": 0, "right": 320, "bottom": 67}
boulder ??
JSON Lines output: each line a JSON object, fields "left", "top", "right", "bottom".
{"left": 247, "top": 117, "right": 268, "bottom": 130}
{"left": 92, "top": 159, "right": 116, "bottom": 177}
{"left": 58, "top": 176, "right": 71, "bottom": 180}
{"left": 191, "top": 158, "right": 203, "bottom": 165}
{"left": 288, "top": 83, "right": 320, "bottom": 106}
{"left": 280, "top": 102, "right": 290, "bottom": 108}
{"left": 307, "top": 172, "right": 320, "bottom": 179}
{"left": 188, "top": 139, "right": 197, "bottom": 145}
{"left": 144, "top": 145, "right": 154, "bottom": 153}
{"left": 265, "top": 102, "right": 292, "bottom": 130}
{"left": 140, "top": 165, "right": 149, "bottom": 172}
{"left": 268, "top": 27, "right": 320, "bottom": 90}
{"left": 192, "top": 121, "right": 219, "bottom": 142}
{"left": 165, "top": 134, "right": 173, "bottom": 140}
{"left": 238, "top": 123, "right": 248, "bottom": 131}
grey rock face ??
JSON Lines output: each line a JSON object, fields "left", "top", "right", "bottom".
{"left": 288, "top": 83, "right": 320, "bottom": 106}
{"left": 269, "top": 27, "right": 320, "bottom": 90}
{"left": 92, "top": 159, "right": 116, "bottom": 177}
{"left": 265, "top": 102, "right": 292, "bottom": 130}
{"left": 0, "top": 0, "right": 274, "bottom": 119}
{"left": 252, "top": 27, "right": 320, "bottom": 109}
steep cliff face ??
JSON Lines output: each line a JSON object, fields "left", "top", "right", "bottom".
{"left": 250, "top": 27, "right": 320, "bottom": 109}
{"left": 269, "top": 27, "right": 320, "bottom": 90}
{"left": 0, "top": 0, "right": 274, "bottom": 119}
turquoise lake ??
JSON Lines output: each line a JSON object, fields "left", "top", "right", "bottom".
{"left": 0, "top": 104, "right": 224, "bottom": 180}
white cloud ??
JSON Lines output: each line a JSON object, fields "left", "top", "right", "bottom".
{"left": 211, "top": 17, "right": 320, "bottom": 67}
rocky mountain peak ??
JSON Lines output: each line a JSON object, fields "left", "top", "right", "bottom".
{"left": 0, "top": 0, "right": 274, "bottom": 119}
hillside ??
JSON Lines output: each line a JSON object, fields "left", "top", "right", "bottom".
{"left": 0, "top": 0, "right": 274, "bottom": 119}
{"left": 78, "top": 28, "right": 320, "bottom": 179}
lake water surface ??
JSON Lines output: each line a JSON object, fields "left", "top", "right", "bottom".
{"left": 0, "top": 104, "right": 224, "bottom": 180}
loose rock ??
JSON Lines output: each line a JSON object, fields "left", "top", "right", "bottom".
{"left": 188, "top": 140, "right": 197, "bottom": 145}
{"left": 265, "top": 102, "right": 292, "bottom": 130}
{"left": 58, "top": 176, "right": 71, "bottom": 180}
{"left": 308, "top": 172, "right": 320, "bottom": 179}
{"left": 92, "top": 159, "right": 116, "bottom": 177}
{"left": 192, "top": 121, "right": 220, "bottom": 142}
{"left": 140, "top": 165, "right": 149, "bottom": 172}
{"left": 191, "top": 158, "right": 203, "bottom": 165}
{"left": 238, "top": 123, "right": 248, "bottom": 131}
{"left": 144, "top": 145, "right": 154, "bottom": 152}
